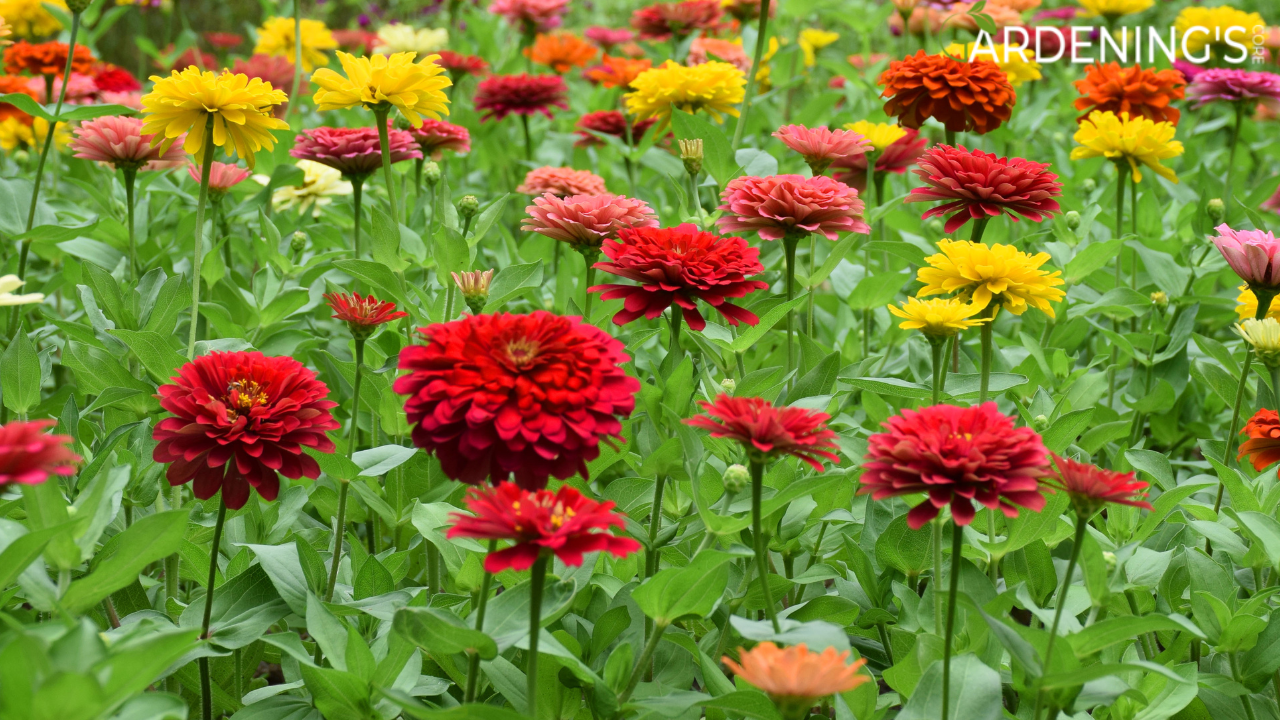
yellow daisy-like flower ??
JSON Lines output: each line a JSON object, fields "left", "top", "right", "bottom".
{"left": 799, "top": 29, "right": 839, "bottom": 68}
{"left": 373, "top": 23, "right": 449, "bottom": 55}
{"left": 1077, "top": 0, "right": 1153, "bottom": 19}
{"left": 0, "top": 116, "right": 69, "bottom": 152}
{"left": 1236, "top": 317, "right": 1280, "bottom": 368}
{"left": 843, "top": 120, "right": 906, "bottom": 152}
{"left": 946, "top": 41, "right": 1041, "bottom": 87}
{"left": 1175, "top": 6, "right": 1265, "bottom": 60}
{"left": 625, "top": 60, "right": 746, "bottom": 130}
{"left": 257, "top": 159, "right": 352, "bottom": 217}
{"left": 917, "top": 239, "right": 1066, "bottom": 318}
{"left": 1070, "top": 110, "right": 1182, "bottom": 184}
{"left": 253, "top": 16, "right": 338, "bottom": 72}
{"left": 1236, "top": 285, "right": 1280, "bottom": 323}
{"left": 0, "top": 0, "right": 66, "bottom": 37}
{"left": 889, "top": 296, "right": 990, "bottom": 337}
{"left": 312, "top": 51, "right": 452, "bottom": 127}
{"left": 140, "top": 68, "right": 289, "bottom": 170}
{"left": 0, "top": 16, "right": 12, "bottom": 46}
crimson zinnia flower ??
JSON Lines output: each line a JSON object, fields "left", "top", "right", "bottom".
{"left": 860, "top": 402, "right": 1050, "bottom": 529}
{"left": 1044, "top": 453, "right": 1152, "bottom": 518}
{"left": 325, "top": 291, "right": 409, "bottom": 338}
{"left": 630, "top": 0, "right": 724, "bottom": 41}
{"left": 590, "top": 223, "right": 769, "bottom": 330}
{"left": 204, "top": 32, "right": 244, "bottom": 50}
{"left": 0, "top": 420, "right": 79, "bottom": 487}
{"left": 92, "top": 64, "right": 140, "bottom": 93}
{"left": 1240, "top": 409, "right": 1280, "bottom": 472}
{"left": 435, "top": 50, "right": 491, "bottom": 79}
{"left": 1073, "top": 62, "right": 1186, "bottom": 125}
{"left": 574, "top": 110, "right": 656, "bottom": 147}
{"left": 905, "top": 144, "right": 1063, "bottom": 234}
{"left": 717, "top": 174, "right": 870, "bottom": 241}
{"left": 447, "top": 482, "right": 641, "bottom": 572}
{"left": 292, "top": 125, "right": 421, "bottom": 179}
{"left": 474, "top": 73, "right": 569, "bottom": 123}
{"left": 831, "top": 127, "right": 928, "bottom": 192}
{"left": 878, "top": 50, "right": 1017, "bottom": 135}
{"left": 686, "top": 395, "right": 840, "bottom": 471}
{"left": 152, "top": 352, "right": 340, "bottom": 509}
{"left": 394, "top": 312, "right": 640, "bottom": 488}
{"left": 404, "top": 118, "right": 471, "bottom": 160}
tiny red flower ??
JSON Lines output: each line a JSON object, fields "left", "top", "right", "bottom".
{"left": 324, "top": 292, "right": 409, "bottom": 338}
{"left": 686, "top": 395, "right": 840, "bottom": 471}
{"left": 92, "top": 64, "right": 141, "bottom": 93}
{"left": 0, "top": 420, "right": 79, "bottom": 487}
{"left": 474, "top": 73, "right": 569, "bottom": 123}
{"left": 589, "top": 223, "right": 769, "bottom": 330}
{"left": 447, "top": 481, "right": 641, "bottom": 572}
{"left": 435, "top": 50, "right": 491, "bottom": 78}
{"left": 1240, "top": 409, "right": 1280, "bottom": 472}
{"left": 152, "top": 352, "right": 339, "bottom": 509}
{"left": 1044, "top": 453, "right": 1152, "bottom": 517}
{"left": 905, "top": 144, "right": 1063, "bottom": 235}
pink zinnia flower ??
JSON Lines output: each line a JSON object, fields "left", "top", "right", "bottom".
{"left": 1174, "top": 60, "right": 1206, "bottom": 82}
{"left": 1187, "top": 68, "right": 1280, "bottom": 111}
{"left": 1212, "top": 224, "right": 1280, "bottom": 291}
{"left": 585, "top": 26, "right": 634, "bottom": 50}
{"left": 488, "top": 0, "right": 569, "bottom": 33}
{"left": 191, "top": 161, "right": 253, "bottom": 195}
{"left": 404, "top": 118, "right": 470, "bottom": 160}
{"left": 905, "top": 144, "right": 1064, "bottom": 234}
{"left": 29, "top": 72, "right": 97, "bottom": 104}
{"left": 291, "top": 124, "right": 421, "bottom": 178}
{"left": 517, "top": 166, "right": 608, "bottom": 196}
{"left": 717, "top": 174, "right": 870, "bottom": 241}
{"left": 1264, "top": 185, "right": 1280, "bottom": 215}
{"left": 523, "top": 192, "right": 658, "bottom": 250}
{"left": 473, "top": 73, "right": 569, "bottom": 123}
{"left": 231, "top": 54, "right": 306, "bottom": 116}
{"left": 98, "top": 90, "right": 143, "bottom": 110}
{"left": 71, "top": 115, "right": 186, "bottom": 171}
{"left": 773, "top": 124, "right": 872, "bottom": 175}
{"left": 0, "top": 420, "right": 79, "bottom": 488}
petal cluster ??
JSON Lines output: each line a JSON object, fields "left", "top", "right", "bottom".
{"left": 889, "top": 296, "right": 989, "bottom": 337}
{"left": 1073, "top": 62, "right": 1185, "bottom": 125}
{"left": 488, "top": 0, "right": 569, "bottom": 33}
{"left": 1187, "top": 68, "right": 1280, "bottom": 111}
{"left": 574, "top": 110, "right": 656, "bottom": 147}
{"left": 723, "top": 642, "right": 868, "bottom": 714}
{"left": 832, "top": 126, "right": 927, "bottom": 191}
{"left": 717, "top": 174, "right": 870, "bottom": 241}
{"left": 625, "top": 60, "right": 745, "bottom": 130}
{"left": 878, "top": 50, "right": 1016, "bottom": 135}
{"left": 253, "top": 16, "right": 337, "bottom": 72}
{"left": 291, "top": 124, "right": 421, "bottom": 178}
{"left": 4, "top": 40, "right": 94, "bottom": 77}
{"left": 906, "top": 144, "right": 1063, "bottom": 234}
{"left": 0, "top": 419, "right": 79, "bottom": 487}
{"left": 1070, "top": 110, "right": 1182, "bottom": 184}
{"left": 523, "top": 192, "right": 658, "bottom": 249}
{"left": 404, "top": 117, "right": 471, "bottom": 159}
{"left": 1212, "top": 224, "right": 1280, "bottom": 291}
{"left": 312, "top": 52, "right": 452, "bottom": 127}
{"left": 1240, "top": 409, "right": 1280, "bottom": 472}
{"left": 324, "top": 291, "right": 409, "bottom": 337}
{"left": 517, "top": 166, "right": 609, "bottom": 196}
{"left": 630, "top": 0, "right": 724, "bottom": 41}
{"left": 141, "top": 68, "right": 289, "bottom": 169}
{"left": 685, "top": 395, "right": 840, "bottom": 471}
{"left": 917, "top": 239, "right": 1065, "bottom": 317}
{"left": 773, "top": 124, "right": 871, "bottom": 175}
{"left": 1044, "top": 453, "right": 1151, "bottom": 517}
{"left": 474, "top": 73, "right": 568, "bottom": 122}
{"left": 525, "top": 32, "right": 598, "bottom": 74}
{"left": 70, "top": 115, "right": 187, "bottom": 170}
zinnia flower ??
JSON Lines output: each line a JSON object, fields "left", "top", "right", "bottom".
{"left": 324, "top": 291, "right": 408, "bottom": 338}
{"left": 435, "top": 50, "right": 490, "bottom": 79}
{"left": 723, "top": 643, "right": 869, "bottom": 720}
{"left": 1077, "top": 0, "right": 1151, "bottom": 19}
{"left": 0, "top": 74, "right": 37, "bottom": 122}
{"left": 4, "top": 40, "right": 94, "bottom": 77}
{"left": 70, "top": 115, "right": 187, "bottom": 170}
{"left": 590, "top": 223, "right": 769, "bottom": 330}
{"left": 195, "top": 161, "right": 252, "bottom": 195}
{"left": 1213, "top": 224, "right": 1280, "bottom": 294}
{"left": 373, "top": 23, "right": 449, "bottom": 55}
{"left": 525, "top": 32, "right": 598, "bottom": 74}
{"left": 291, "top": 124, "right": 421, "bottom": 178}
{"left": 0, "top": 0, "right": 66, "bottom": 37}
{"left": 686, "top": 395, "right": 840, "bottom": 471}
{"left": 152, "top": 351, "right": 339, "bottom": 510}
{"left": 312, "top": 52, "right": 452, "bottom": 127}
{"left": 687, "top": 37, "right": 752, "bottom": 75}
{"left": 832, "top": 125, "right": 927, "bottom": 191}
{"left": 231, "top": 54, "right": 307, "bottom": 115}
{"left": 860, "top": 402, "right": 1050, "bottom": 528}
{"left": 574, "top": 110, "right": 656, "bottom": 147}
{"left": 0, "top": 420, "right": 79, "bottom": 487}
{"left": 523, "top": 192, "right": 658, "bottom": 250}
{"left": 630, "top": 0, "right": 724, "bottom": 41}
{"left": 772, "top": 124, "right": 870, "bottom": 175}
{"left": 945, "top": 41, "right": 1041, "bottom": 87}
{"left": 1073, "top": 62, "right": 1186, "bottom": 125}
{"left": 583, "top": 55, "right": 652, "bottom": 89}
{"left": 204, "top": 32, "right": 244, "bottom": 50}
{"left": 253, "top": 16, "right": 337, "bottom": 71}
{"left": 799, "top": 29, "right": 840, "bottom": 68}
{"left": 0, "top": 274, "right": 42, "bottom": 305}
{"left": 1187, "top": 69, "right": 1280, "bottom": 112}
{"left": 1044, "top": 453, "right": 1151, "bottom": 518}
{"left": 453, "top": 269, "right": 494, "bottom": 313}
{"left": 889, "top": 296, "right": 989, "bottom": 337}
{"left": 140, "top": 68, "right": 289, "bottom": 169}
{"left": 1176, "top": 7, "right": 1265, "bottom": 62}
{"left": 402, "top": 117, "right": 470, "bottom": 159}
{"left": 92, "top": 64, "right": 141, "bottom": 93}
{"left": 905, "top": 144, "right": 1063, "bottom": 234}
{"left": 473, "top": 73, "right": 568, "bottom": 122}
{"left": 878, "top": 50, "right": 1017, "bottom": 135}
{"left": 517, "top": 166, "right": 608, "bottom": 196}
{"left": 717, "top": 174, "right": 870, "bottom": 241}
{"left": 917, "top": 239, "right": 1065, "bottom": 317}
{"left": 0, "top": 115, "right": 66, "bottom": 151}
{"left": 1241, "top": 409, "right": 1280, "bottom": 472}
{"left": 448, "top": 482, "right": 641, "bottom": 572}
{"left": 28, "top": 71, "right": 97, "bottom": 104}
{"left": 262, "top": 159, "right": 353, "bottom": 216}
{"left": 394, "top": 311, "right": 640, "bottom": 488}
{"left": 625, "top": 60, "right": 746, "bottom": 130}
{"left": 1239, "top": 286, "right": 1280, "bottom": 322}
{"left": 1070, "top": 110, "right": 1182, "bottom": 184}
{"left": 332, "top": 29, "right": 380, "bottom": 54}
{"left": 584, "top": 26, "right": 634, "bottom": 50}
{"left": 488, "top": 0, "right": 569, "bottom": 33}
{"left": 939, "top": 2, "right": 1023, "bottom": 31}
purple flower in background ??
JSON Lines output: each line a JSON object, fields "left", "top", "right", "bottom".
{"left": 1187, "top": 68, "right": 1280, "bottom": 111}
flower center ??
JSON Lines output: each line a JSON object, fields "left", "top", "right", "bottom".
{"left": 224, "top": 379, "right": 269, "bottom": 419}
{"left": 549, "top": 502, "right": 576, "bottom": 529}
{"left": 505, "top": 338, "right": 540, "bottom": 368}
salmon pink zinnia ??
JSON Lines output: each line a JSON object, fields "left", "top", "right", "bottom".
{"left": 517, "top": 166, "right": 609, "bottom": 196}
{"left": 1212, "top": 224, "right": 1280, "bottom": 292}
{"left": 403, "top": 117, "right": 471, "bottom": 160}
{"left": 772, "top": 124, "right": 872, "bottom": 175}
{"left": 717, "top": 174, "right": 870, "bottom": 241}
{"left": 70, "top": 115, "right": 187, "bottom": 170}
{"left": 523, "top": 192, "right": 658, "bottom": 250}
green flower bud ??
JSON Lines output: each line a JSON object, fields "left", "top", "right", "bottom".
{"left": 66, "top": 0, "right": 93, "bottom": 12}
{"left": 723, "top": 464, "right": 749, "bottom": 494}
{"left": 423, "top": 161, "right": 441, "bottom": 186}
{"left": 290, "top": 231, "right": 307, "bottom": 253}
{"left": 1065, "top": 210, "right": 1080, "bottom": 230}
{"left": 1207, "top": 198, "right": 1225, "bottom": 223}
{"left": 394, "top": 116, "right": 413, "bottom": 131}
{"left": 1032, "top": 414, "right": 1050, "bottom": 431}
{"left": 1081, "top": 178, "right": 1097, "bottom": 194}
{"left": 679, "top": 138, "right": 703, "bottom": 177}
{"left": 458, "top": 195, "right": 480, "bottom": 219}
{"left": 720, "top": 378, "right": 736, "bottom": 394}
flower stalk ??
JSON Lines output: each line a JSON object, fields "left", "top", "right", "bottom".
{"left": 731, "top": 0, "right": 773, "bottom": 150}
{"left": 199, "top": 496, "right": 229, "bottom": 720}
{"left": 783, "top": 232, "right": 801, "bottom": 380}
{"left": 1031, "top": 514, "right": 1088, "bottom": 720}
{"left": 351, "top": 176, "right": 365, "bottom": 258}
{"left": 463, "top": 539, "right": 497, "bottom": 703}
{"left": 750, "top": 460, "right": 782, "bottom": 633}
{"left": 940, "top": 521, "right": 963, "bottom": 720}
{"left": 374, "top": 107, "right": 399, "bottom": 222}
{"left": 526, "top": 552, "right": 550, "bottom": 716}
{"left": 187, "top": 121, "right": 217, "bottom": 359}
{"left": 324, "top": 337, "right": 364, "bottom": 605}
{"left": 1214, "top": 291, "right": 1276, "bottom": 515}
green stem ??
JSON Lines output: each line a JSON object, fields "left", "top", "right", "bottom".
{"left": 940, "top": 335, "right": 954, "bottom": 396}
{"left": 1229, "top": 653, "right": 1258, "bottom": 720}
{"left": 1114, "top": 164, "right": 1125, "bottom": 287}
{"left": 124, "top": 167, "right": 138, "bottom": 280}
{"left": 1129, "top": 172, "right": 1137, "bottom": 289}
{"left": 287, "top": 0, "right": 302, "bottom": 120}
{"left": 582, "top": 248, "right": 598, "bottom": 322}
{"left": 464, "top": 539, "right": 497, "bottom": 703}
{"left": 944, "top": 129, "right": 955, "bottom": 147}
{"left": 750, "top": 461, "right": 781, "bottom": 633}
{"left": 620, "top": 619, "right": 667, "bottom": 704}
{"left": 978, "top": 310, "right": 994, "bottom": 404}
{"left": 526, "top": 553, "right": 549, "bottom": 716}
{"left": 783, "top": 233, "right": 800, "bottom": 381}
{"left": 669, "top": 307, "right": 683, "bottom": 359}
{"left": 940, "top": 522, "right": 963, "bottom": 720}
{"left": 521, "top": 114, "right": 533, "bottom": 163}
{"left": 930, "top": 338, "right": 945, "bottom": 405}
{"left": 199, "top": 496, "right": 228, "bottom": 720}
{"left": 970, "top": 217, "right": 989, "bottom": 244}
{"left": 646, "top": 475, "right": 666, "bottom": 578}
{"left": 187, "top": 121, "right": 216, "bottom": 359}
{"left": 1214, "top": 292, "right": 1275, "bottom": 517}
{"left": 375, "top": 108, "right": 399, "bottom": 223}
{"left": 1032, "top": 514, "right": 1087, "bottom": 720}
{"left": 730, "top": 0, "right": 773, "bottom": 150}
{"left": 323, "top": 340, "right": 363, "bottom": 607}
{"left": 1225, "top": 101, "right": 1244, "bottom": 215}
{"left": 933, "top": 517, "right": 944, "bottom": 635}
{"left": 351, "top": 176, "right": 364, "bottom": 258}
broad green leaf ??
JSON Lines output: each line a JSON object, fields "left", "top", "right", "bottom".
{"left": 61, "top": 510, "right": 189, "bottom": 614}
{"left": 393, "top": 606, "right": 497, "bottom": 660}
{"left": 0, "top": 325, "right": 40, "bottom": 414}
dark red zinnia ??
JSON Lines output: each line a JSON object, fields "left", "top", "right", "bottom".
{"left": 860, "top": 403, "right": 1050, "bottom": 529}
{"left": 152, "top": 352, "right": 340, "bottom": 509}
{"left": 589, "top": 223, "right": 769, "bottom": 330}
{"left": 831, "top": 127, "right": 928, "bottom": 192}
{"left": 0, "top": 420, "right": 79, "bottom": 487}
{"left": 1044, "top": 453, "right": 1152, "bottom": 518}
{"left": 685, "top": 395, "right": 840, "bottom": 471}
{"left": 878, "top": 50, "right": 1017, "bottom": 135}
{"left": 905, "top": 144, "right": 1063, "bottom": 234}
{"left": 474, "top": 73, "right": 569, "bottom": 123}
{"left": 1240, "top": 409, "right": 1280, "bottom": 472}
{"left": 394, "top": 312, "right": 640, "bottom": 489}
{"left": 92, "top": 64, "right": 141, "bottom": 93}
{"left": 447, "top": 481, "right": 641, "bottom": 572}
{"left": 630, "top": 0, "right": 724, "bottom": 41}
{"left": 574, "top": 110, "right": 656, "bottom": 147}
{"left": 324, "top": 291, "right": 410, "bottom": 338}
{"left": 204, "top": 32, "right": 245, "bottom": 50}
{"left": 435, "top": 50, "right": 491, "bottom": 78}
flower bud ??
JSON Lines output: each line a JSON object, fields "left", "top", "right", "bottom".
{"left": 394, "top": 116, "right": 412, "bottom": 131}
{"left": 1051, "top": 131, "right": 1066, "bottom": 145}
{"left": 1150, "top": 291, "right": 1168, "bottom": 309}
{"left": 926, "top": 217, "right": 945, "bottom": 235}
{"left": 12, "top": 149, "right": 28, "bottom": 165}
{"left": 290, "top": 231, "right": 307, "bottom": 253}
{"left": 1102, "top": 551, "right": 1116, "bottom": 569}
{"left": 453, "top": 269, "right": 494, "bottom": 315}
{"left": 723, "top": 463, "right": 749, "bottom": 494}
{"left": 66, "top": 0, "right": 93, "bottom": 11}
{"left": 720, "top": 378, "right": 736, "bottom": 394}
{"left": 679, "top": 138, "right": 703, "bottom": 177}
{"left": 423, "top": 161, "right": 441, "bottom": 186}
{"left": 1032, "top": 414, "right": 1050, "bottom": 431}
{"left": 458, "top": 195, "right": 480, "bottom": 219}
{"left": 1081, "top": 178, "right": 1096, "bottom": 194}
{"left": 1207, "top": 198, "right": 1225, "bottom": 223}
{"left": 1065, "top": 210, "right": 1080, "bottom": 230}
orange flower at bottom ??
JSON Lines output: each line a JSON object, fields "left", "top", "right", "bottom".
{"left": 1240, "top": 409, "right": 1280, "bottom": 472}
{"left": 525, "top": 32, "right": 598, "bottom": 74}
{"left": 723, "top": 643, "right": 869, "bottom": 720}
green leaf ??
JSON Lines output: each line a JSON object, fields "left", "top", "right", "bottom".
{"left": 0, "top": 523, "right": 62, "bottom": 589}
{"left": 1068, "top": 615, "right": 1204, "bottom": 656}
{"left": 789, "top": 351, "right": 840, "bottom": 401}
{"left": 298, "top": 665, "right": 373, "bottom": 720}
{"left": 394, "top": 606, "right": 498, "bottom": 660}
{"left": 1041, "top": 409, "right": 1094, "bottom": 454}
{"left": 897, "top": 655, "right": 1003, "bottom": 720}
{"left": 1, "top": 325, "right": 41, "bottom": 414}
{"left": 333, "top": 259, "right": 410, "bottom": 311}
{"left": 847, "top": 272, "right": 907, "bottom": 310}
{"left": 1133, "top": 483, "right": 1213, "bottom": 543}
{"left": 843, "top": 377, "right": 932, "bottom": 400}
{"left": 61, "top": 510, "right": 189, "bottom": 614}
{"left": 730, "top": 293, "right": 810, "bottom": 353}
{"left": 110, "top": 329, "right": 186, "bottom": 383}
{"left": 468, "top": 193, "right": 509, "bottom": 247}
{"left": 1125, "top": 449, "right": 1174, "bottom": 491}
{"left": 371, "top": 208, "right": 408, "bottom": 272}
{"left": 632, "top": 551, "right": 733, "bottom": 624}
{"left": 483, "top": 262, "right": 543, "bottom": 312}
{"left": 875, "top": 515, "right": 931, "bottom": 577}
{"left": 1065, "top": 240, "right": 1124, "bottom": 283}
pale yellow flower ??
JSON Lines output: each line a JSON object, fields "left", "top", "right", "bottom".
{"left": 0, "top": 274, "right": 43, "bottom": 306}
{"left": 946, "top": 41, "right": 1041, "bottom": 86}
{"left": 917, "top": 239, "right": 1066, "bottom": 318}
{"left": 312, "top": 51, "right": 452, "bottom": 126}
{"left": 258, "top": 160, "right": 352, "bottom": 217}
{"left": 1077, "top": 0, "right": 1152, "bottom": 19}
{"left": 842, "top": 121, "right": 906, "bottom": 152}
{"left": 889, "top": 296, "right": 989, "bottom": 337}
{"left": 254, "top": 16, "right": 338, "bottom": 72}
{"left": 1070, "top": 110, "right": 1182, "bottom": 184}
{"left": 0, "top": 0, "right": 65, "bottom": 36}
{"left": 799, "top": 29, "right": 839, "bottom": 68}
{"left": 0, "top": 116, "right": 69, "bottom": 152}
{"left": 625, "top": 60, "right": 745, "bottom": 130}
{"left": 373, "top": 23, "right": 449, "bottom": 55}
{"left": 1237, "top": 318, "right": 1280, "bottom": 368}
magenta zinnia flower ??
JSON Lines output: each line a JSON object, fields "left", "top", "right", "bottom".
{"left": 905, "top": 144, "right": 1064, "bottom": 234}
{"left": 404, "top": 118, "right": 471, "bottom": 160}
{"left": 772, "top": 124, "right": 871, "bottom": 175}
{"left": 523, "top": 192, "right": 658, "bottom": 251}
{"left": 488, "top": 0, "right": 569, "bottom": 32}
{"left": 474, "top": 73, "right": 569, "bottom": 122}
{"left": 0, "top": 420, "right": 79, "bottom": 488}
{"left": 1212, "top": 224, "right": 1280, "bottom": 292}
{"left": 291, "top": 125, "right": 421, "bottom": 178}
{"left": 1187, "top": 68, "right": 1280, "bottom": 111}
{"left": 717, "top": 174, "right": 870, "bottom": 241}
{"left": 71, "top": 115, "right": 186, "bottom": 171}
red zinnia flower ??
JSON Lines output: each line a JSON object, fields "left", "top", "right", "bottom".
{"left": 292, "top": 124, "right": 422, "bottom": 178}
{"left": 686, "top": 395, "right": 840, "bottom": 471}
{"left": 394, "top": 312, "right": 640, "bottom": 489}
{"left": 447, "top": 482, "right": 641, "bottom": 572}
{"left": 574, "top": 110, "right": 656, "bottom": 147}
{"left": 4, "top": 41, "right": 95, "bottom": 77}
{"left": 630, "top": 0, "right": 724, "bottom": 41}
{"left": 860, "top": 403, "right": 1050, "bottom": 529}
{"left": 717, "top": 174, "right": 870, "bottom": 241}
{"left": 92, "top": 64, "right": 141, "bottom": 93}
{"left": 152, "top": 352, "right": 340, "bottom": 509}
{"left": 1044, "top": 453, "right": 1152, "bottom": 517}
{"left": 474, "top": 73, "right": 569, "bottom": 123}
{"left": 0, "top": 420, "right": 79, "bottom": 487}
{"left": 1240, "top": 409, "right": 1280, "bottom": 472}
{"left": 590, "top": 223, "right": 769, "bottom": 330}
{"left": 204, "top": 32, "right": 244, "bottom": 50}
{"left": 324, "top": 291, "right": 410, "bottom": 338}
{"left": 905, "top": 144, "right": 1063, "bottom": 234}
{"left": 831, "top": 127, "right": 928, "bottom": 192}
{"left": 1073, "top": 62, "right": 1186, "bottom": 125}
{"left": 435, "top": 50, "right": 490, "bottom": 79}
{"left": 878, "top": 50, "right": 1017, "bottom": 135}
{"left": 404, "top": 117, "right": 471, "bottom": 160}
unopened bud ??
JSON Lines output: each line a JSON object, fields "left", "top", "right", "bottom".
{"left": 723, "top": 464, "right": 749, "bottom": 494}
{"left": 1081, "top": 178, "right": 1096, "bottom": 194}
{"left": 1102, "top": 551, "right": 1117, "bottom": 569}
{"left": 452, "top": 269, "right": 493, "bottom": 314}
{"left": 1151, "top": 291, "right": 1168, "bottom": 308}
{"left": 926, "top": 217, "right": 945, "bottom": 235}
{"left": 1065, "top": 210, "right": 1080, "bottom": 230}
{"left": 720, "top": 378, "right": 736, "bottom": 394}
{"left": 65, "top": 0, "right": 93, "bottom": 11}
{"left": 423, "top": 161, "right": 441, "bottom": 186}
{"left": 1051, "top": 131, "right": 1066, "bottom": 145}
{"left": 1032, "top": 414, "right": 1050, "bottom": 431}
{"left": 394, "top": 116, "right": 412, "bottom": 131}
{"left": 12, "top": 149, "right": 28, "bottom": 165}
{"left": 679, "top": 138, "right": 703, "bottom": 177}
{"left": 1207, "top": 198, "right": 1225, "bottom": 223}
{"left": 290, "top": 231, "right": 307, "bottom": 253}
{"left": 458, "top": 195, "right": 480, "bottom": 219}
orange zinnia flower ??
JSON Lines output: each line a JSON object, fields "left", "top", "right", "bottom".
{"left": 1074, "top": 62, "right": 1186, "bottom": 125}
{"left": 878, "top": 50, "right": 1016, "bottom": 135}
{"left": 0, "top": 74, "right": 37, "bottom": 122}
{"left": 584, "top": 55, "right": 651, "bottom": 88}
{"left": 1240, "top": 409, "right": 1280, "bottom": 472}
{"left": 723, "top": 643, "right": 869, "bottom": 720}
{"left": 4, "top": 40, "right": 95, "bottom": 78}
{"left": 524, "top": 32, "right": 598, "bottom": 74}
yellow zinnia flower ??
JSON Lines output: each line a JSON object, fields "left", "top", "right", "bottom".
{"left": 254, "top": 16, "right": 338, "bottom": 72}
{"left": 257, "top": 159, "right": 352, "bottom": 217}
{"left": 917, "top": 239, "right": 1066, "bottom": 318}
{"left": 1236, "top": 317, "right": 1280, "bottom": 368}
{"left": 0, "top": 116, "right": 69, "bottom": 152}
{"left": 373, "top": 23, "right": 449, "bottom": 55}
{"left": 312, "top": 52, "right": 452, "bottom": 126}
{"left": 1077, "top": 0, "right": 1153, "bottom": 19}
{"left": 1237, "top": 285, "right": 1280, "bottom": 323}
{"left": 625, "top": 60, "right": 746, "bottom": 130}
{"left": 1070, "top": 110, "right": 1182, "bottom": 184}
{"left": 799, "top": 29, "right": 839, "bottom": 68}
{"left": 0, "top": 0, "right": 66, "bottom": 36}
{"left": 141, "top": 68, "right": 289, "bottom": 170}
{"left": 1175, "top": 6, "right": 1264, "bottom": 60}
{"left": 843, "top": 120, "right": 906, "bottom": 152}
{"left": 889, "top": 296, "right": 990, "bottom": 337}
{"left": 946, "top": 41, "right": 1041, "bottom": 87}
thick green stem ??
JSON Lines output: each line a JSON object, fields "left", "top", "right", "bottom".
{"left": 730, "top": 0, "right": 773, "bottom": 150}
{"left": 526, "top": 553, "right": 549, "bottom": 716}
{"left": 646, "top": 475, "right": 666, "bottom": 578}
{"left": 581, "top": 248, "right": 598, "bottom": 322}
{"left": 199, "top": 497, "right": 228, "bottom": 720}
{"left": 669, "top": 308, "right": 683, "bottom": 359}
{"left": 620, "top": 619, "right": 667, "bottom": 704}
{"left": 750, "top": 461, "right": 781, "bottom": 633}
{"left": 351, "top": 176, "right": 364, "bottom": 258}
{"left": 1114, "top": 165, "right": 1126, "bottom": 286}
{"left": 806, "top": 234, "right": 816, "bottom": 335}
{"left": 287, "top": 0, "right": 303, "bottom": 119}
{"left": 970, "top": 217, "right": 989, "bottom": 244}
{"left": 783, "top": 233, "right": 800, "bottom": 381}
{"left": 930, "top": 338, "right": 945, "bottom": 405}
{"left": 124, "top": 168, "right": 139, "bottom": 280}
{"left": 1225, "top": 101, "right": 1244, "bottom": 214}
{"left": 1229, "top": 653, "right": 1258, "bottom": 720}
{"left": 1032, "top": 515, "right": 1087, "bottom": 720}
{"left": 521, "top": 114, "right": 533, "bottom": 163}
{"left": 375, "top": 108, "right": 399, "bottom": 222}
{"left": 187, "top": 121, "right": 216, "bottom": 359}
{"left": 978, "top": 310, "right": 994, "bottom": 404}
{"left": 940, "top": 522, "right": 963, "bottom": 720}
{"left": 933, "top": 517, "right": 944, "bottom": 635}
{"left": 463, "top": 539, "right": 497, "bottom": 703}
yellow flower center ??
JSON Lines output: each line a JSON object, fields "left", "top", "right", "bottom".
{"left": 224, "top": 379, "right": 269, "bottom": 419}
